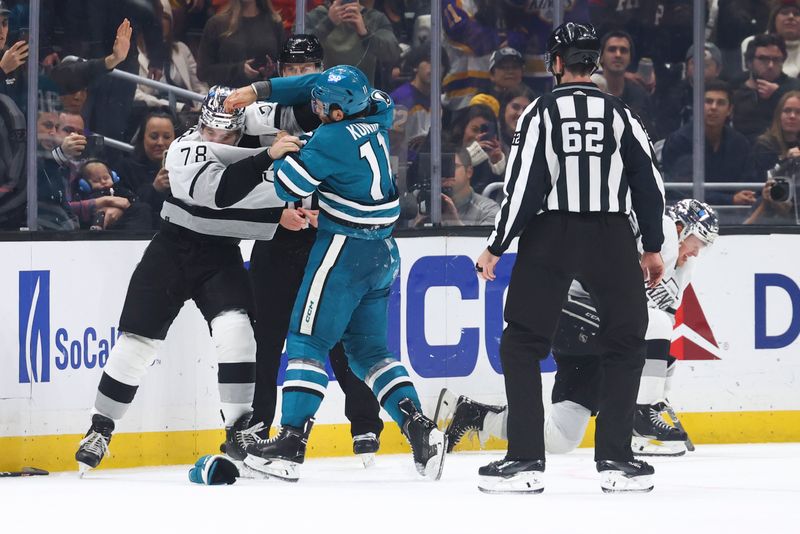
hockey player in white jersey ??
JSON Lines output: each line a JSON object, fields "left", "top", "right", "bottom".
{"left": 436, "top": 199, "right": 719, "bottom": 460}
{"left": 74, "top": 86, "right": 301, "bottom": 473}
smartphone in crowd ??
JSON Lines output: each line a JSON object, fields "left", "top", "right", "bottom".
{"left": 84, "top": 133, "right": 105, "bottom": 158}
{"left": 479, "top": 121, "right": 497, "bottom": 141}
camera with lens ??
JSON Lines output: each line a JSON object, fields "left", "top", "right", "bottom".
{"left": 767, "top": 157, "right": 799, "bottom": 203}
{"left": 415, "top": 152, "right": 455, "bottom": 216}
{"left": 771, "top": 177, "right": 792, "bottom": 202}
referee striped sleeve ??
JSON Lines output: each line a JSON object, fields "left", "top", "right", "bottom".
{"left": 488, "top": 99, "right": 550, "bottom": 256}
{"left": 622, "top": 109, "right": 665, "bottom": 253}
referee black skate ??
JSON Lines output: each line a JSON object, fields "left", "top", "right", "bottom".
{"left": 474, "top": 22, "right": 665, "bottom": 494}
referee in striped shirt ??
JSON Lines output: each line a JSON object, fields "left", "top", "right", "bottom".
{"left": 475, "top": 22, "right": 666, "bottom": 494}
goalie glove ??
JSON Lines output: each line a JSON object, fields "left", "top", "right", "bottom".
{"left": 188, "top": 454, "right": 239, "bottom": 485}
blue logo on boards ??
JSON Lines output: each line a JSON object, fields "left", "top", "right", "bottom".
{"left": 18, "top": 270, "right": 120, "bottom": 384}
{"left": 19, "top": 271, "right": 51, "bottom": 383}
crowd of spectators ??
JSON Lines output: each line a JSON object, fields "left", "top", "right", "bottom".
{"left": 2, "top": 0, "right": 800, "bottom": 232}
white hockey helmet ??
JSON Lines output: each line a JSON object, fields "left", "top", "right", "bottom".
{"left": 199, "top": 85, "right": 245, "bottom": 132}
{"left": 668, "top": 199, "right": 719, "bottom": 246}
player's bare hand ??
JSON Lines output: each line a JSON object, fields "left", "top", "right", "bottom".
{"left": 0, "top": 41, "right": 29, "bottom": 74}
{"left": 279, "top": 208, "right": 307, "bottom": 231}
{"left": 268, "top": 135, "right": 301, "bottom": 159}
{"left": 61, "top": 133, "right": 87, "bottom": 159}
{"left": 224, "top": 86, "right": 257, "bottom": 112}
{"left": 475, "top": 248, "right": 500, "bottom": 281}
{"left": 641, "top": 251, "right": 664, "bottom": 288}
{"left": 299, "top": 208, "right": 319, "bottom": 228}
{"left": 105, "top": 18, "right": 132, "bottom": 70}
{"left": 153, "top": 168, "right": 170, "bottom": 193}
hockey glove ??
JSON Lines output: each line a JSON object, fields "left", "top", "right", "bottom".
{"left": 188, "top": 454, "right": 239, "bottom": 485}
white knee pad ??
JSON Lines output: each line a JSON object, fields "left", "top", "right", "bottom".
{"left": 211, "top": 310, "right": 256, "bottom": 364}
{"left": 545, "top": 400, "right": 592, "bottom": 454}
{"left": 104, "top": 332, "right": 161, "bottom": 387}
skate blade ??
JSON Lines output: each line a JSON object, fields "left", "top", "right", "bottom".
{"left": 357, "top": 453, "right": 376, "bottom": 468}
{"left": 243, "top": 455, "right": 300, "bottom": 483}
{"left": 433, "top": 388, "right": 459, "bottom": 431}
{"left": 477, "top": 472, "right": 545, "bottom": 494}
{"left": 600, "top": 472, "right": 654, "bottom": 493}
{"left": 419, "top": 430, "right": 447, "bottom": 481}
{"left": 77, "top": 462, "right": 93, "bottom": 477}
{"left": 632, "top": 436, "right": 687, "bottom": 457}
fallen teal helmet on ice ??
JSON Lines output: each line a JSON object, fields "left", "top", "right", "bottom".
{"left": 311, "top": 65, "right": 371, "bottom": 116}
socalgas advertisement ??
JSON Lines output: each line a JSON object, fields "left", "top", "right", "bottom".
{"left": 1, "top": 235, "right": 799, "bottom": 449}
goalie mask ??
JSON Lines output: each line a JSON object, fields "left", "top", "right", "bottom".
{"left": 668, "top": 199, "right": 719, "bottom": 246}
{"left": 199, "top": 85, "right": 245, "bottom": 132}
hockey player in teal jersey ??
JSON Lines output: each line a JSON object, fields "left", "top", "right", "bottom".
{"left": 237, "top": 65, "right": 447, "bottom": 482}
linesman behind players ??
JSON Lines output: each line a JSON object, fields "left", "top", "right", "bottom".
{"left": 474, "top": 22, "right": 666, "bottom": 494}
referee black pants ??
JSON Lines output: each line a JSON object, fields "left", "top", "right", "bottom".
{"left": 249, "top": 229, "right": 383, "bottom": 438}
{"left": 501, "top": 212, "right": 647, "bottom": 462}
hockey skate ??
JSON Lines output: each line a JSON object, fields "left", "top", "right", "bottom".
{"left": 75, "top": 414, "right": 114, "bottom": 475}
{"left": 441, "top": 393, "right": 506, "bottom": 452}
{"left": 222, "top": 411, "right": 264, "bottom": 461}
{"left": 477, "top": 458, "right": 545, "bottom": 494}
{"left": 399, "top": 398, "right": 447, "bottom": 481}
{"left": 597, "top": 459, "right": 654, "bottom": 493}
{"left": 243, "top": 419, "right": 314, "bottom": 482}
{"left": 632, "top": 402, "right": 688, "bottom": 457}
{"left": 353, "top": 432, "right": 380, "bottom": 468}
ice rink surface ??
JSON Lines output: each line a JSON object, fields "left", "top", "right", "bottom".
{"left": 2, "top": 443, "right": 798, "bottom": 534}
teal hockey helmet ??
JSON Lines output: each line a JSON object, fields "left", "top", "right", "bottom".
{"left": 311, "top": 65, "right": 371, "bottom": 116}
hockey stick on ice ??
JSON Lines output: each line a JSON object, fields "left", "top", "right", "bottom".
{"left": 0, "top": 466, "right": 49, "bottom": 478}
{"left": 663, "top": 404, "right": 696, "bottom": 452}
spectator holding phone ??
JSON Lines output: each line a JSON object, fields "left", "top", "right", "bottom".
{"left": 0, "top": 2, "right": 29, "bottom": 107}
{"left": 198, "top": 0, "right": 284, "bottom": 87}
{"left": 450, "top": 98, "right": 505, "bottom": 194}
{"left": 305, "top": 0, "right": 401, "bottom": 86}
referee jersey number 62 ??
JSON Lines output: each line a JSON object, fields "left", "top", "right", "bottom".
{"left": 488, "top": 82, "right": 665, "bottom": 257}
